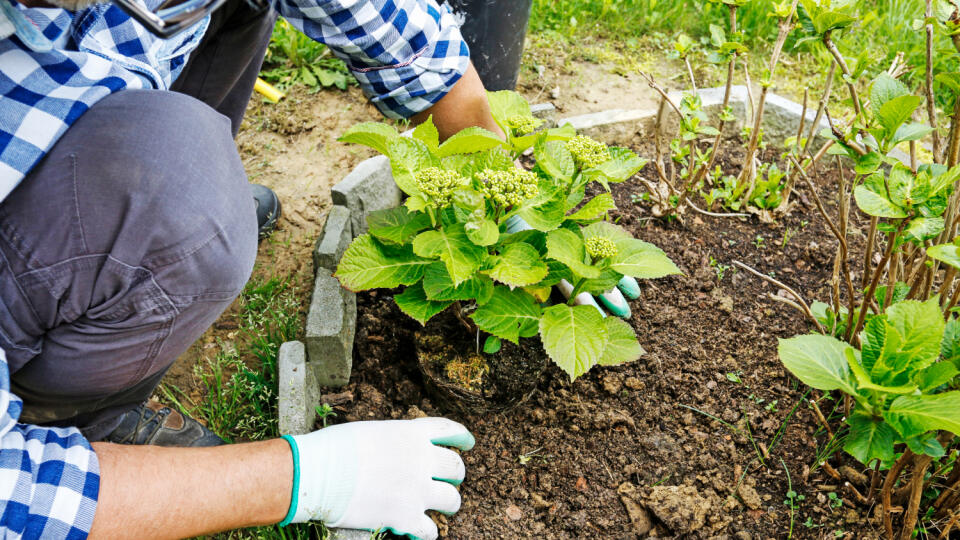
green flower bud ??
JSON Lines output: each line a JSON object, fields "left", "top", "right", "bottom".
{"left": 585, "top": 236, "right": 618, "bottom": 259}
{"left": 506, "top": 115, "right": 543, "bottom": 136}
{"left": 566, "top": 135, "right": 611, "bottom": 168}
{"left": 477, "top": 168, "right": 540, "bottom": 207}
{"left": 415, "top": 167, "right": 467, "bottom": 207}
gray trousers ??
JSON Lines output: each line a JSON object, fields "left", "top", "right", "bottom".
{"left": 0, "top": 0, "right": 277, "bottom": 440}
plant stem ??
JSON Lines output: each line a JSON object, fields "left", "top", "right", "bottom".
{"left": 925, "top": 0, "right": 942, "bottom": 162}
{"left": 684, "top": 56, "right": 698, "bottom": 96}
{"left": 804, "top": 63, "right": 837, "bottom": 157}
{"left": 738, "top": 0, "right": 799, "bottom": 204}
{"left": 900, "top": 455, "right": 934, "bottom": 540}
{"left": 853, "top": 221, "right": 909, "bottom": 340}
{"left": 567, "top": 278, "right": 587, "bottom": 305}
{"left": 883, "top": 450, "right": 915, "bottom": 539}
{"left": 823, "top": 31, "right": 863, "bottom": 119}
{"left": 863, "top": 216, "right": 879, "bottom": 289}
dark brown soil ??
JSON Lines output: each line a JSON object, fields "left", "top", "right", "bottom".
{"left": 324, "top": 152, "right": 884, "bottom": 539}
{"left": 416, "top": 309, "right": 549, "bottom": 415}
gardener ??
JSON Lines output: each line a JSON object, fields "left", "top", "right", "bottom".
{"left": 0, "top": 0, "right": 497, "bottom": 536}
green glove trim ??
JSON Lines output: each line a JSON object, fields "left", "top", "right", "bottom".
{"left": 430, "top": 431, "right": 476, "bottom": 451}
{"left": 279, "top": 434, "right": 301, "bottom": 527}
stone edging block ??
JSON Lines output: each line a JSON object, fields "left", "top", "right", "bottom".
{"left": 305, "top": 267, "right": 356, "bottom": 388}
{"left": 278, "top": 340, "right": 316, "bottom": 435}
{"left": 331, "top": 155, "right": 402, "bottom": 235}
{"left": 313, "top": 205, "right": 352, "bottom": 273}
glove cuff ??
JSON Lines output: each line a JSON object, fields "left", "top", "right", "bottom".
{"left": 278, "top": 434, "right": 300, "bottom": 527}
{"left": 289, "top": 428, "right": 359, "bottom": 525}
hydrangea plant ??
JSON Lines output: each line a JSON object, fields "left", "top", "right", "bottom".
{"left": 334, "top": 91, "right": 681, "bottom": 380}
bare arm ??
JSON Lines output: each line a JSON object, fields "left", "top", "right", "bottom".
{"left": 88, "top": 439, "right": 292, "bottom": 539}
{"left": 412, "top": 62, "right": 504, "bottom": 140}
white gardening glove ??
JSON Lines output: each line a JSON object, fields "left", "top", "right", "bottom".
{"left": 280, "top": 417, "right": 474, "bottom": 540}
{"left": 503, "top": 215, "right": 640, "bottom": 318}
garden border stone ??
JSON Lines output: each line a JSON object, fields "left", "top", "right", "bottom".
{"left": 278, "top": 340, "right": 316, "bottom": 435}
{"left": 331, "top": 155, "right": 402, "bottom": 235}
{"left": 305, "top": 267, "right": 356, "bottom": 388}
{"left": 313, "top": 205, "right": 352, "bottom": 273}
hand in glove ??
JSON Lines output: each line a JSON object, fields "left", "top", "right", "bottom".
{"left": 280, "top": 417, "right": 474, "bottom": 540}
{"left": 503, "top": 215, "right": 640, "bottom": 318}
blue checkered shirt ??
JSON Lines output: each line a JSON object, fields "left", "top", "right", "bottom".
{"left": 0, "top": 0, "right": 469, "bottom": 203}
{"left": 0, "top": 348, "right": 100, "bottom": 539}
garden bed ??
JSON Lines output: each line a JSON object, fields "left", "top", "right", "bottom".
{"left": 320, "top": 147, "right": 880, "bottom": 538}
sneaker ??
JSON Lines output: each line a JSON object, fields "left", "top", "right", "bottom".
{"left": 104, "top": 400, "right": 225, "bottom": 447}
{"left": 251, "top": 183, "right": 281, "bottom": 240}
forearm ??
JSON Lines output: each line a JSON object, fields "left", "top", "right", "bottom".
{"left": 412, "top": 62, "right": 504, "bottom": 140}
{"left": 88, "top": 439, "right": 292, "bottom": 539}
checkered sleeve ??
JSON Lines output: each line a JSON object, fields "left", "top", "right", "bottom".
{"left": 0, "top": 349, "right": 99, "bottom": 540}
{"left": 275, "top": 0, "right": 471, "bottom": 119}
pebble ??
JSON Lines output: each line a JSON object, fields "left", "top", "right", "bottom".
{"left": 505, "top": 505, "right": 522, "bottom": 521}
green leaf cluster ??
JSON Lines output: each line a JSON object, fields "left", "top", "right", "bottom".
{"left": 335, "top": 91, "right": 680, "bottom": 381}
{"left": 779, "top": 297, "right": 960, "bottom": 465}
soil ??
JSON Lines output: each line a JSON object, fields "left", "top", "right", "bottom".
{"left": 159, "top": 36, "right": 882, "bottom": 539}
{"left": 415, "top": 310, "right": 548, "bottom": 415}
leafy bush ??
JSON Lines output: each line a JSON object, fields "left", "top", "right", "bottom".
{"left": 334, "top": 91, "right": 680, "bottom": 380}
{"left": 780, "top": 297, "right": 960, "bottom": 466}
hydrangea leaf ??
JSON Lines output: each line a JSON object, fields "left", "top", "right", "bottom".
{"left": 394, "top": 283, "right": 451, "bottom": 325}
{"left": 388, "top": 137, "right": 436, "bottom": 196}
{"left": 514, "top": 180, "right": 567, "bottom": 232}
{"left": 367, "top": 207, "right": 433, "bottom": 245}
{"left": 539, "top": 304, "right": 608, "bottom": 380}
{"left": 853, "top": 185, "right": 908, "bottom": 218}
{"left": 470, "top": 286, "right": 542, "bottom": 344}
{"left": 843, "top": 413, "right": 896, "bottom": 464}
{"left": 487, "top": 90, "right": 531, "bottom": 126}
{"left": 777, "top": 334, "right": 857, "bottom": 394}
{"left": 412, "top": 116, "right": 440, "bottom": 155}
{"left": 592, "top": 147, "right": 648, "bottom": 184}
{"left": 928, "top": 243, "right": 960, "bottom": 270}
{"left": 942, "top": 318, "right": 960, "bottom": 367}
{"left": 916, "top": 362, "right": 959, "bottom": 392}
{"left": 885, "top": 391, "right": 960, "bottom": 439}
{"left": 412, "top": 224, "right": 485, "bottom": 286}
{"left": 421, "top": 263, "right": 495, "bottom": 304}
{"left": 534, "top": 140, "right": 576, "bottom": 181}
{"left": 885, "top": 298, "right": 944, "bottom": 369}
{"left": 465, "top": 217, "right": 499, "bottom": 246}
{"left": 338, "top": 122, "right": 399, "bottom": 155}
{"left": 609, "top": 238, "right": 681, "bottom": 279}
{"left": 545, "top": 228, "right": 601, "bottom": 279}
{"left": 335, "top": 234, "right": 432, "bottom": 291}
{"left": 488, "top": 242, "right": 549, "bottom": 287}
{"left": 436, "top": 127, "right": 505, "bottom": 158}
{"left": 567, "top": 193, "right": 616, "bottom": 221}
{"left": 598, "top": 317, "right": 644, "bottom": 366}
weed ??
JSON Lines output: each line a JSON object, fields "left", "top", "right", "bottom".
{"left": 710, "top": 256, "right": 732, "bottom": 281}
{"left": 315, "top": 403, "right": 337, "bottom": 428}
{"left": 781, "top": 227, "right": 797, "bottom": 248}
{"left": 261, "top": 19, "right": 353, "bottom": 92}
{"left": 782, "top": 457, "right": 803, "bottom": 539}
{"left": 726, "top": 370, "right": 743, "bottom": 383}
{"left": 752, "top": 235, "right": 765, "bottom": 249}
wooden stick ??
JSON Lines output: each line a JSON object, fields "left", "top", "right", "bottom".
{"left": 732, "top": 260, "right": 825, "bottom": 333}
{"left": 883, "top": 450, "right": 914, "bottom": 539}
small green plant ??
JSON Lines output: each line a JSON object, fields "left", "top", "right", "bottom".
{"left": 261, "top": 19, "right": 353, "bottom": 92}
{"left": 827, "top": 491, "right": 843, "bottom": 509}
{"left": 335, "top": 91, "right": 680, "bottom": 380}
{"left": 709, "top": 256, "right": 732, "bottom": 281}
{"left": 753, "top": 235, "right": 765, "bottom": 249}
{"left": 315, "top": 403, "right": 337, "bottom": 428}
